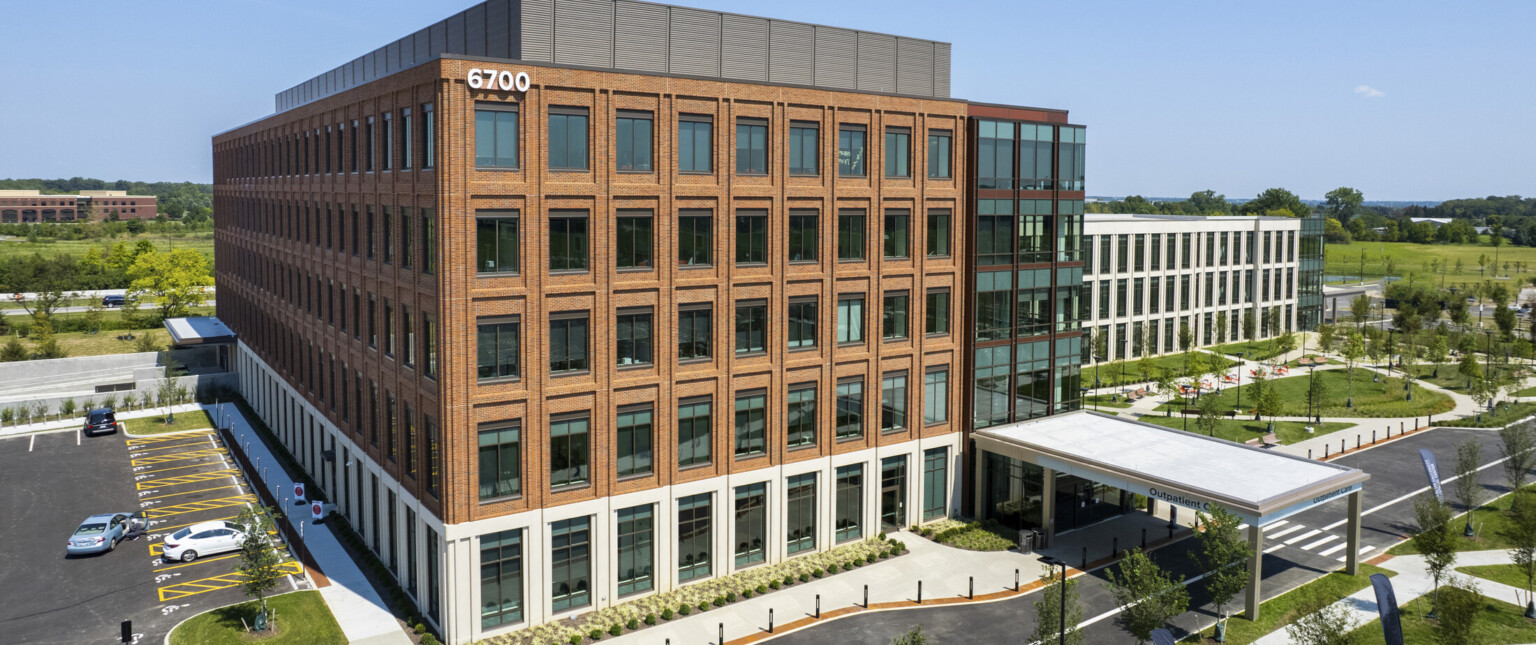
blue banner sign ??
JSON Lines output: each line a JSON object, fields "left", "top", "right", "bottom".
{"left": 1419, "top": 449, "right": 1444, "bottom": 502}
{"left": 1371, "top": 573, "right": 1404, "bottom": 645}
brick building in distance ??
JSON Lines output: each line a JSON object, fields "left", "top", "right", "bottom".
{"left": 212, "top": 1, "right": 1083, "bottom": 642}
{"left": 0, "top": 189, "right": 158, "bottom": 222}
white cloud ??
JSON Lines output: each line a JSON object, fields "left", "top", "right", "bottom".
{"left": 1354, "top": 84, "right": 1385, "bottom": 98}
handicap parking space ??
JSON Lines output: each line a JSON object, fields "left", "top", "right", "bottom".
{"left": 0, "top": 425, "right": 306, "bottom": 645}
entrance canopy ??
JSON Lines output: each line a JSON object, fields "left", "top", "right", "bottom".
{"left": 974, "top": 410, "right": 1368, "bottom": 526}
{"left": 164, "top": 316, "right": 236, "bottom": 346}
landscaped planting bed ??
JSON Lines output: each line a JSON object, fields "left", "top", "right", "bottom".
{"left": 913, "top": 519, "right": 1017, "bottom": 551}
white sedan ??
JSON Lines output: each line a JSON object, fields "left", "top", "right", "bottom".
{"left": 163, "top": 520, "right": 247, "bottom": 562}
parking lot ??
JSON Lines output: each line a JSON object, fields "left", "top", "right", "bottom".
{"left": 0, "top": 422, "right": 306, "bottom": 644}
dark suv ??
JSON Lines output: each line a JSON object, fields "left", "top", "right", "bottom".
{"left": 84, "top": 408, "right": 118, "bottom": 436}
{"left": 101, "top": 295, "right": 126, "bottom": 307}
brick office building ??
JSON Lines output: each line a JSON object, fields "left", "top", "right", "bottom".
{"left": 212, "top": 1, "right": 1080, "bottom": 642}
{"left": 0, "top": 189, "right": 158, "bottom": 222}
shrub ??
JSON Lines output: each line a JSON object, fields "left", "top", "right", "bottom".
{"left": 756, "top": 584, "right": 768, "bottom": 594}
{"left": 420, "top": 636, "right": 439, "bottom": 645}
{"left": 698, "top": 601, "right": 710, "bottom": 612}
{"left": 661, "top": 608, "right": 674, "bottom": 620}
{"left": 725, "top": 591, "right": 737, "bottom": 602}
{"left": 799, "top": 573, "right": 810, "bottom": 583}
{"left": 769, "top": 580, "right": 781, "bottom": 590}
{"left": 813, "top": 568, "right": 825, "bottom": 578}
{"left": 589, "top": 628, "right": 603, "bottom": 641}
{"left": 413, "top": 622, "right": 425, "bottom": 634}
{"left": 625, "top": 618, "right": 638, "bottom": 631}
{"left": 569, "top": 636, "right": 582, "bottom": 645}
{"left": 879, "top": 532, "right": 888, "bottom": 541}
{"left": 644, "top": 613, "right": 657, "bottom": 625}
{"left": 678, "top": 604, "right": 691, "bottom": 616}
{"left": 742, "top": 589, "right": 754, "bottom": 599}
{"left": 784, "top": 575, "right": 796, "bottom": 586}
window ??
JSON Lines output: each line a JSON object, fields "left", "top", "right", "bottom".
{"left": 368, "top": 293, "right": 377, "bottom": 347}
{"left": 550, "top": 517, "right": 591, "bottom": 611}
{"left": 550, "top": 416, "right": 589, "bottom": 488}
{"left": 733, "top": 483, "right": 767, "bottom": 567}
{"left": 475, "top": 210, "right": 519, "bottom": 274}
{"left": 835, "top": 464, "right": 863, "bottom": 542}
{"left": 926, "top": 288, "right": 950, "bottom": 335}
{"left": 365, "top": 116, "right": 375, "bottom": 171}
{"left": 1133, "top": 278, "right": 1145, "bottom": 316}
{"left": 977, "top": 199, "right": 1014, "bottom": 265}
{"left": 678, "top": 305, "right": 711, "bottom": 360}
{"left": 549, "top": 210, "right": 589, "bottom": 271}
{"left": 881, "top": 372, "right": 908, "bottom": 432}
{"left": 401, "top": 108, "right": 413, "bottom": 169}
{"left": 678, "top": 494, "right": 712, "bottom": 581}
{"left": 789, "top": 121, "right": 818, "bottom": 175}
{"left": 734, "top": 300, "right": 767, "bottom": 354}
{"left": 422, "top": 102, "right": 435, "bottom": 169}
{"left": 548, "top": 107, "right": 589, "bottom": 170}
{"left": 837, "top": 295, "right": 865, "bottom": 344}
{"left": 786, "top": 473, "right": 817, "bottom": 555}
{"left": 838, "top": 125, "right": 866, "bottom": 176}
{"left": 677, "top": 398, "right": 712, "bottom": 467}
{"left": 1134, "top": 233, "right": 1145, "bottom": 271}
{"left": 787, "top": 297, "right": 817, "bottom": 349}
{"left": 616, "top": 309, "right": 653, "bottom": 367}
{"left": 923, "top": 368, "right": 952, "bottom": 425}
{"left": 786, "top": 386, "right": 817, "bottom": 448}
{"left": 927, "top": 209, "right": 951, "bottom": 257}
{"left": 678, "top": 210, "right": 712, "bottom": 266}
{"left": 382, "top": 113, "right": 393, "bottom": 170}
{"left": 678, "top": 115, "right": 712, "bottom": 172}
{"left": 736, "top": 118, "right": 768, "bottom": 174}
{"left": 884, "top": 127, "right": 910, "bottom": 177}
{"left": 549, "top": 314, "right": 590, "bottom": 373}
{"left": 977, "top": 120, "right": 1014, "bottom": 189}
{"left": 927, "top": 129, "right": 952, "bottom": 178}
{"left": 1150, "top": 277, "right": 1161, "bottom": 314}
{"left": 476, "top": 317, "right": 520, "bottom": 381}
{"left": 477, "top": 422, "right": 521, "bottom": 500}
{"left": 735, "top": 210, "right": 767, "bottom": 264}
{"left": 733, "top": 391, "right": 766, "bottom": 457}
{"left": 883, "top": 209, "right": 910, "bottom": 258}
{"left": 923, "top": 447, "right": 948, "bottom": 520}
{"left": 424, "top": 313, "right": 438, "bottom": 379}
{"left": 616, "top": 407, "right": 653, "bottom": 477}
{"left": 480, "top": 529, "right": 523, "bottom": 628}
{"left": 977, "top": 271, "right": 1013, "bottom": 341}
{"left": 1151, "top": 233, "right": 1162, "bottom": 271}
{"left": 382, "top": 208, "right": 393, "bottom": 264}
{"left": 422, "top": 208, "right": 436, "bottom": 274}
{"left": 385, "top": 300, "right": 395, "bottom": 357}
{"left": 616, "top": 210, "right": 653, "bottom": 269}
{"left": 838, "top": 209, "right": 866, "bottom": 260}
{"left": 836, "top": 379, "right": 864, "bottom": 440}
{"left": 401, "top": 207, "right": 414, "bottom": 270}
{"left": 615, "top": 110, "right": 653, "bottom": 172}
{"left": 787, "top": 210, "right": 818, "bottom": 262}
{"left": 882, "top": 291, "right": 909, "bottom": 340}
{"left": 616, "top": 505, "right": 654, "bottom": 595}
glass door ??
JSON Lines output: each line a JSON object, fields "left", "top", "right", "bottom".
{"left": 880, "top": 456, "right": 907, "bottom": 529}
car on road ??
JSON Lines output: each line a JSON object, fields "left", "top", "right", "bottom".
{"left": 101, "top": 294, "right": 125, "bottom": 307}
{"left": 162, "top": 520, "right": 249, "bottom": 562}
{"left": 65, "top": 513, "right": 134, "bottom": 556}
{"left": 82, "top": 408, "right": 118, "bottom": 436}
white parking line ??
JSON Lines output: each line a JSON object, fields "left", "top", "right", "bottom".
{"left": 76, "top": 428, "right": 81, "bottom": 446}
{"left": 1267, "top": 524, "right": 1306, "bottom": 539}
{"left": 28, "top": 435, "right": 35, "bottom": 452}
{"left": 1301, "top": 535, "right": 1340, "bottom": 551}
{"left": 1285, "top": 529, "right": 1322, "bottom": 545}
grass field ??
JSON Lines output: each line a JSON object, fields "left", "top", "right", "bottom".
{"left": 1215, "top": 340, "right": 1290, "bottom": 362}
{"left": 123, "top": 410, "right": 215, "bottom": 436}
{"left": 1417, "top": 362, "right": 1525, "bottom": 392}
{"left": 1138, "top": 415, "right": 1354, "bottom": 445}
{"left": 1354, "top": 592, "right": 1536, "bottom": 645}
{"left": 1459, "top": 563, "right": 1536, "bottom": 594}
{"left": 1438, "top": 402, "right": 1536, "bottom": 428}
{"left": 168, "top": 591, "right": 345, "bottom": 645}
{"left": 1389, "top": 483, "right": 1535, "bottom": 556}
{"left": 1191, "top": 564, "right": 1394, "bottom": 644}
{"left": 5, "top": 305, "right": 214, "bottom": 358}
{"left": 1086, "top": 353, "right": 1237, "bottom": 388}
{"left": 1083, "top": 394, "right": 1133, "bottom": 409}
{"left": 1324, "top": 240, "right": 1536, "bottom": 290}
{"left": 0, "top": 231, "right": 214, "bottom": 263}
{"left": 1175, "top": 369, "right": 1455, "bottom": 418}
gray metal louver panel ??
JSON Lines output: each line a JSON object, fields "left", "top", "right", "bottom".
{"left": 896, "top": 37, "right": 932, "bottom": 97}
{"left": 486, "top": 0, "right": 511, "bottom": 59}
{"left": 350, "top": 58, "right": 363, "bottom": 90}
{"left": 364, "top": 51, "right": 375, "bottom": 82}
{"left": 668, "top": 7, "right": 719, "bottom": 77}
{"left": 613, "top": 0, "right": 667, "bottom": 74}
{"left": 466, "top": 3, "right": 487, "bottom": 56}
{"left": 521, "top": 0, "right": 554, "bottom": 62}
{"left": 814, "top": 27, "right": 856, "bottom": 90}
{"left": 856, "top": 32, "right": 894, "bottom": 93}
{"left": 401, "top": 35, "right": 417, "bottom": 67}
{"left": 769, "top": 20, "right": 813, "bottom": 85}
{"left": 721, "top": 14, "right": 768, "bottom": 82}
{"left": 387, "top": 41, "right": 401, "bottom": 74}
{"left": 934, "top": 42, "right": 950, "bottom": 97}
{"left": 430, "top": 21, "right": 447, "bottom": 57}
{"left": 414, "top": 27, "right": 431, "bottom": 62}
{"left": 555, "top": 0, "right": 613, "bottom": 68}
{"left": 446, "top": 11, "right": 467, "bottom": 54}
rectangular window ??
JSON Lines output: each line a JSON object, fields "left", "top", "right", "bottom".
{"left": 977, "top": 120, "right": 1014, "bottom": 189}
{"left": 1133, "top": 278, "right": 1145, "bottom": 316}
{"left": 678, "top": 210, "right": 713, "bottom": 266}
{"left": 927, "top": 129, "right": 952, "bottom": 178}
{"left": 550, "top": 416, "right": 590, "bottom": 489}
{"left": 787, "top": 210, "right": 818, "bottom": 262}
{"left": 678, "top": 305, "right": 712, "bottom": 360}
{"left": 1181, "top": 233, "right": 1192, "bottom": 269}
{"left": 422, "top": 102, "right": 435, "bottom": 169}
{"left": 368, "top": 293, "right": 377, "bottom": 347}
{"left": 476, "top": 316, "right": 520, "bottom": 381}
{"left": 401, "top": 108, "right": 413, "bottom": 170}
{"left": 881, "top": 372, "right": 908, "bottom": 432}
{"left": 786, "top": 473, "right": 817, "bottom": 555}
{"left": 1150, "top": 277, "right": 1162, "bottom": 315}
{"left": 616, "top": 309, "right": 653, "bottom": 367}
{"left": 365, "top": 116, "right": 375, "bottom": 171}
{"left": 838, "top": 125, "right": 867, "bottom": 176}
{"left": 882, "top": 291, "right": 909, "bottom": 340}
{"left": 382, "top": 208, "right": 393, "bottom": 264}
{"left": 736, "top": 118, "right": 768, "bottom": 174}
{"left": 733, "top": 391, "right": 766, "bottom": 457}
{"left": 549, "top": 314, "right": 590, "bottom": 373}
{"left": 426, "top": 416, "right": 440, "bottom": 495}
{"left": 678, "top": 116, "right": 713, "bottom": 172}
{"left": 786, "top": 385, "right": 817, "bottom": 448}
{"left": 787, "top": 297, "right": 818, "bottom": 349}
{"left": 477, "top": 422, "right": 521, "bottom": 500}
{"left": 977, "top": 271, "right": 1013, "bottom": 341}
{"left": 838, "top": 209, "right": 866, "bottom": 260}
{"left": 1150, "top": 233, "right": 1162, "bottom": 270}
{"left": 677, "top": 494, "right": 712, "bottom": 581}
{"left": 614, "top": 110, "right": 653, "bottom": 172}
{"left": 616, "top": 407, "right": 654, "bottom": 477}
{"left": 926, "top": 209, "right": 951, "bottom": 257}
{"left": 884, "top": 127, "right": 910, "bottom": 177}
{"left": 383, "top": 113, "right": 393, "bottom": 170}
{"left": 401, "top": 207, "right": 414, "bottom": 270}
{"left": 350, "top": 120, "right": 358, "bottom": 173}
{"left": 402, "top": 306, "right": 415, "bottom": 368}
{"left": 616, "top": 210, "right": 653, "bottom": 269}
{"left": 836, "top": 379, "right": 864, "bottom": 440}
{"left": 1115, "top": 279, "right": 1128, "bottom": 317}
{"left": 548, "top": 107, "right": 589, "bottom": 170}
{"left": 1134, "top": 233, "right": 1145, "bottom": 271}
{"left": 734, "top": 300, "right": 767, "bottom": 355}
{"left": 922, "top": 447, "right": 948, "bottom": 520}
{"left": 424, "top": 313, "right": 438, "bottom": 379}
{"left": 735, "top": 210, "right": 767, "bottom": 264}
{"left": 883, "top": 209, "right": 910, "bottom": 258}
{"left": 977, "top": 199, "right": 1015, "bottom": 265}
{"left": 422, "top": 208, "right": 435, "bottom": 274}
{"left": 837, "top": 295, "right": 865, "bottom": 344}
{"left": 926, "top": 288, "right": 950, "bottom": 335}
{"left": 480, "top": 529, "right": 523, "bottom": 628}
{"left": 789, "top": 122, "right": 818, "bottom": 175}
{"left": 835, "top": 464, "right": 863, "bottom": 542}
{"left": 384, "top": 300, "right": 395, "bottom": 357}
{"left": 475, "top": 210, "right": 519, "bottom": 274}
{"left": 733, "top": 483, "right": 767, "bottom": 567}
{"left": 549, "top": 210, "right": 589, "bottom": 271}
{"left": 924, "top": 368, "right": 949, "bottom": 424}
{"left": 616, "top": 505, "right": 654, "bottom": 596}
{"left": 677, "top": 398, "right": 712, "bottom": 468}
{"left": 550, "top": 517, "right": 591, "bottom": 611}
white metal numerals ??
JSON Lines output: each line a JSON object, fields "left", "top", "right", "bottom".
{"left": 467, "top": 68, "right": 530, "bottom": 92}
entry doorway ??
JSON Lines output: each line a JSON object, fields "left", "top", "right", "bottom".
{"left": 1054, "top": 474, "right": 1131, "bottom": 531}
{"left": 880, "top": 456, "right": 907, "bottom": 529}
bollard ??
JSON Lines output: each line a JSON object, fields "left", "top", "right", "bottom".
{"left": 1325, "top": 444, "right": 1330, "bottom": 458}
{"left": 769, "top": 608, "right": 774, "bottom": 633}
{"left": 1400, "top": 421, "right": 1404, "bottom": 434}
{"left": 1081, "top": 546, "right": 1087, "bottom": 570}
{"left": 865, "top": 584, "right": 870, "bottom": 607}
{"left": 816, "top": 594, "right": 821, "bottom": 618}
{"left": 1373, "top": 430, "right": 1377, "bottom": 444}
{"left": 719, "top": 623, "right": 724, "bottom": 645}
{"left": 1142, "top": 527, "right": 1147, "bottom": 549}
{"left": 1015, "top": 569, "right": 1020, "bottom": 592}
{"left": 1168, "top": 524, "right": 1174, "bottom": 540}
{"left": 1341, "top": 439, "right": 1345, "bottom": 454}
{"left": 1113, "top": 537, "right": 1118, "bottom": 557}
{"left": 917, "top": 581, "right": 923, "bottom": 604}
{"left": 121, "top": 620, "right": 131, "bottom": 643}
{"left": 969, "top": 576, "right": 974, "bottom": 599}
{"left": 1356, "top": 434, "right": 1360, "bottom": 449}
{"left": 1309, "top": 448, "right": 1313, "bottom": 459}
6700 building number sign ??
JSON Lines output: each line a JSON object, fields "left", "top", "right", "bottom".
{"left": 467, "top": 68, "right": 531, "bottom": 92}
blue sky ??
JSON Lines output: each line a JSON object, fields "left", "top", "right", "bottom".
{"left": 2, "top": 0, "right": 1531, "bottom": 201}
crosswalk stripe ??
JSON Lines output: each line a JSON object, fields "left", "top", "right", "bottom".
{"left": 1285, "top": 529, "right": 1322, "bottom": 545}
{"left": 1261, "top": 520, "right": 1288, "bottom": 529}
{"left": 1264, "top": 543, "right": 1288, "bottom": 554}
{"left": 1336, "top": 545, "right": 1376, "bottom": 562}
{"left": 1301, "top": 535, "right": 1340, "bottom": 551}
{"left": 1267, "top": 524, "right": 1306, "bottom": 539}
{"left": 1319, "top": 542, "right": 1349, "bottom": 557}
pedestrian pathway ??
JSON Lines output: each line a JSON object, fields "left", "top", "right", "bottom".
{"left": 209, "top": 402, "right": 412, "bottom": 645}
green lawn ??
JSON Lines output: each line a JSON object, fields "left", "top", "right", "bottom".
{"left": 1438, "top": 402, "right": 1536, "bottom": 428}
{"left": 1215, "top": 340, "right": 1289, "bottom": 362}
{"left": 168, "top": 591, "right": 345, "bottom": 645}
{"left": 1192, "top": 564, "right": 1394, "bottom": 644}
{"left": 0, "top": 231, "right": 214, "bottom": 263}
{"left": 123, "top": 409, "right": 215, "bottom": 435}
{"left": 1083, "top": 394, "right": 1134, "bottom": 409}
{"left": 1390, "top": 483, "right": 1535, "bottom": 555}
{"left": 5, "top": 305, "right": 214, "bottom": 358}
{"left": 1416, "top": 362, "right": 1525, "bottom": 393}
{"left": 1354, "top": 592, "right": 1536, "bottom": 645}
{"left": 1178, "top": 369, "right": 1455, "bottom": 419}
{"left": 1086, "top": 353, "right": 1236, "bottom": 388}
{"left": 1323, "top": 240, "right": 1536, "bottom": 290}
{"left": 1517, "top": 386, "right": 1536, "bottom": 397}
{"left": 1138, "top": 415, "right": 1355, "bottom": 446}
{"left": 1460, "top": 564, "right": 1536, "bottom": 593}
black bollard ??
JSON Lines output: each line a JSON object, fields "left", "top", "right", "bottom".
{"left": 1325, "top": 444, "right": 1330, "bottom": 458}
{"left": 1340, "top": 439, "right": 1345, "bottom": 453}
{"left": 1142, "top": 527, "right": 1147, "bottom": 549}
{"left": 1113, "top": 537, "right": 1118, "bottom": 556}
{"left": 1081, "top": 546, "right": 1087, "bottom": 569}
{"left": 1373, "top": 430, "right": 1377, "bottom": 444}
{"left": 769, "top": 608, "right": 774, "bottom": 633}
{"left": 864, "top": 584, "right": 869, "bottom": 607}
{"left": 1309, "top": 448, "right": 1313, "bottom": 460}
{"left": 1356, "top": 434, "right": 1360, "bottom": 449}
{"left": 719, "top": 623, "right": 724, "bottom": 645}
{"left": 121, "top": 621, "right": 132, "bottom": 644}
{"left": 917, "top": 581, "right": 923, "bottom": 604}
{"left": 969, "top": 576, "right": 974, "bottom": 599}
{"left": 1015, "top": 569, "right": 1020, "bottom": 592}
{"left": 1168, "top": 523, "right": 1174, "bottom": 540}
{"left": 816, "top": 594, "right": 821, "bottom": 618}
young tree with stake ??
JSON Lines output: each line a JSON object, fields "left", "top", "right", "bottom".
{"left": 1410, "top": 494, "right": 1458, "bottom": 617}
{"left": 1190, "top": 505, "right": 1251, "bottom": 641}
{"left": 1501, "top": 490, "right": 1536, "bottom": 617}
{"left": 1454, "top": 439, "right": 1485, "bottom": 536}
{"left": 1501, "top": 422, "right": 1536, "bottom": 510}
{"left": 1107, "top": 548, "right": 1189, "bottom": 645}
{"left": 237, "top": 505, "right": 283, "bottom": 629}
{"left": 1030, "top": 569, "right": 1084, "bottom": 645}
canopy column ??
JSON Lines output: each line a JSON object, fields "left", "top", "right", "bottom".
{"left": 1345, "top": 489, "right": 1363, "bottom": 575}
{"left": 1246, "top": 523, "right": 1264, "bottom": 620}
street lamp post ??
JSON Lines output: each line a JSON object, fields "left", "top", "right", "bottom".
{"left": 1041, "top": 557, "right": 1068, "bottom": 645}
{"left": 1235, "top": 351, "right": 1249, "bottom": 418}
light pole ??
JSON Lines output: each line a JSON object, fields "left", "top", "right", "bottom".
{"left": 1041, "top": 556, "right": 1068, "bottom": 645}
{"left": 1486, "top": 330, "right": 1495, "bottom": 410}
{"left": 1235, "top": 351, "right": 1249, "bottom": 417}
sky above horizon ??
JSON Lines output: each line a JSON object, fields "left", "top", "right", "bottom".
{"left": 2, "top": 0, "right": 1531, "bottom": 202}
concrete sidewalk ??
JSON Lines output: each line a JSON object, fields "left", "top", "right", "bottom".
{"left": 210, "top": 402, "right": 412, "bottom": 645}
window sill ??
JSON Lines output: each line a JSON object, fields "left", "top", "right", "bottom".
{"left": 679, "top": 462, "right": 713, "bottom": 473}
{"left": 734, "top": 262, "right": 769, "bottom": 268}
{"left": 549, "top": 168, "right": 590, "bottom": 173}
{"left": 734, "top": 351, "right": 768, "bottom": 358}
{"left": 616, "top": 169, "right": 655, "bottom": 174}
{"left": 789, "top": 172, "right": 819, "bottom": 178}
{"left": 925, "top": 254, "right": 952, "bottom": 260}
{"left": 551, "top": 483, "right": 592, "bottom": 493}
{"left": 737, "top": 172, "right": 769, "bottom": 177}
{"left": 678, "top": 356, "right": 712, "bottom": 365}
{"left": 837, "top": 258, "right": 867, "bottom": 263}
{"left": 678, "top": 170, "right": 714, "bottom": 176}
{"left": 881, "top": 427, "right": 907, "bottom": 435}
{"left": 616, "top": 472, "right": 653, "bottom": 483}
{"left": 788, "top": 345, "right": 817, "bottom": 353}
{"left": 788, "top": 259, "right": 818, "bottom": 265}
{"left": 836, "top": 434, "right": 864, "bottom": 444}
{"left": 549, "top": 269, "right": 591, "bottom": 275}
{"left": 882, "top": 336, "right": 909, "bottom": 343}
{"left": 836, "top": 341, "right": 865, "bottom": 348}
{"left": 734, "top": 452, "right": 767, "bottom": 463}
{"left": 924, "top": 420, "right": 949, "bottom": 428}
{"left": 925, "top": 332, "right": 951, "bottom": 339}
{"left": 787, "top": 441, "right": 818, "bottom": 452}
{"left": 476, "top": 376, "right": 522, "bottom": 386}
{"left": 476, "top": 166, "right": 523, "bottom": 172}
{"left": 616, "top": 266, "right": 655, "bottom": 273}
{"left": 679, "top": 263, "right": 714, "bottom": 270}
{"left": 550, "top": 370, "right": 591, "bottom": 379}
{"left": 478, "top": 493, "right": 524, "bottom": 506}
{"left": 616, "top": 362, "right": 654, "bottom": 371}
{"left": 476, "top": 271, "right": 522, "bottom": 278}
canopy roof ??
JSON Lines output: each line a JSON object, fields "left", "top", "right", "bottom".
{"left": 164, "top": 316, "right": 235, "bottom": 346}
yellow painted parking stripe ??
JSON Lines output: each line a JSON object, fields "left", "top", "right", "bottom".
{"left": 157, "top": 552, "right": 240, "bottom": 571}
{"left": 139, "top": 484, "right": 244, "bottom": 501}
{"left": 137, "top": 469, "right": 242, "bottom": 490}
{"left": 130, "top": 440, "right": 219, "bottom": 454}
{"left": 157, "top": 560, "right": 303, "bottom": 601}
{"left": 151, "top": 514, "right": 239, "bottom": 532}
{"left": 143, "top": 494, "right": 256, "bottom": 519}
{"left": 125, "top": 431, "right": 214, "bottom": 446}
{"left": 131, "top": 447, "right": 227, "bottom": 467}
{"left": 136, "top": 461, "right": 230, "bottom": 476}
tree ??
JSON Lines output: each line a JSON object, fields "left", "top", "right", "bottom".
{"left": 1154, "top": 368, "right": 1179, "bottom": 418}
{"left": 1427, "top": 335, "right": 1450, "bottom": 377}
{"left": 126, "top": 248, "right": 214, "bottom": 319}
{"left": 156, "top": 357, "right": 182, "bottom": 424}
{"left": 1341, "top": 331, "right": 1365, "bottom": 406}
{"left": 1454, "top": 440, "right": 1485, "bottom": 536}
{"left": 1501, "top": 423, "right": 1536, "bottom": 508}
{"left": 1275, "top": 330, "right": 1297, "bottom": 362}
{"left": 1349, "top": 294, "right": 1373, "bottom": 330}
{"left": 1242, "top": 310, "right": 1256, "bottom": 343}
{"left": 1030, "top": 570, "right": 1084, "bottom": 645}
{"left": 1178, "top": 323, "right": 1193, "bottom": 354}
{"left": 1306, "top": 370, "right": 1329, "bottom": 420}
{"left": 1410, "top": 494, "right": 1458, "bottom": 614}
{"left": 1195, "top": 386, "right": 1222, "bottom": 437}
{"left": 1247, "top": 367, "right": 1270, "bottom": 419}
{"left": 1459, "top": 351, "right": 1482, "bottom": 389}
{"left": 1503, "top": 490, "right": 1536, "bottom": 615}
{"left": 1318, "top": 324, "right": 1337, "bottom": 352}
{"left": 1217, "top": 311, "right": 1229, "bottom": 344}
{"left": 1497, "top": 305, "right": 1518, "bottom": 340}
{"left": 1284, "top": 584, "right": 1361, "bottom": 645}
{"left": 1323, "top": 187, "right": 1364, "bottom": 225}
{"left": 236, "top": 505, "right": 283, "bottom": 629}
{"left": 1433, "top": 576, "right": 1482, "bottom": 645}
{"left": 0, "top": 337, "right": 25, "bottom": 362}
{"left": 1106, "top": 548, "right": 1188, "bottom": 644}
{"left": 1190, "top": 505, "right": 1251, "bottom": 636}
{"left": 1238, "top": 187, "right": 1310, "bottom": 219}
{"left": 1258, "top": 377, "right": 1283, "bottom": 427}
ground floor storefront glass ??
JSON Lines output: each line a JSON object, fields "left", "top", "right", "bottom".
{"left": 1054, "top": 474, "right": 1131, "bottom": 531}
{"left": 983, "top": 452, "right": 1130, "bottom": 532}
